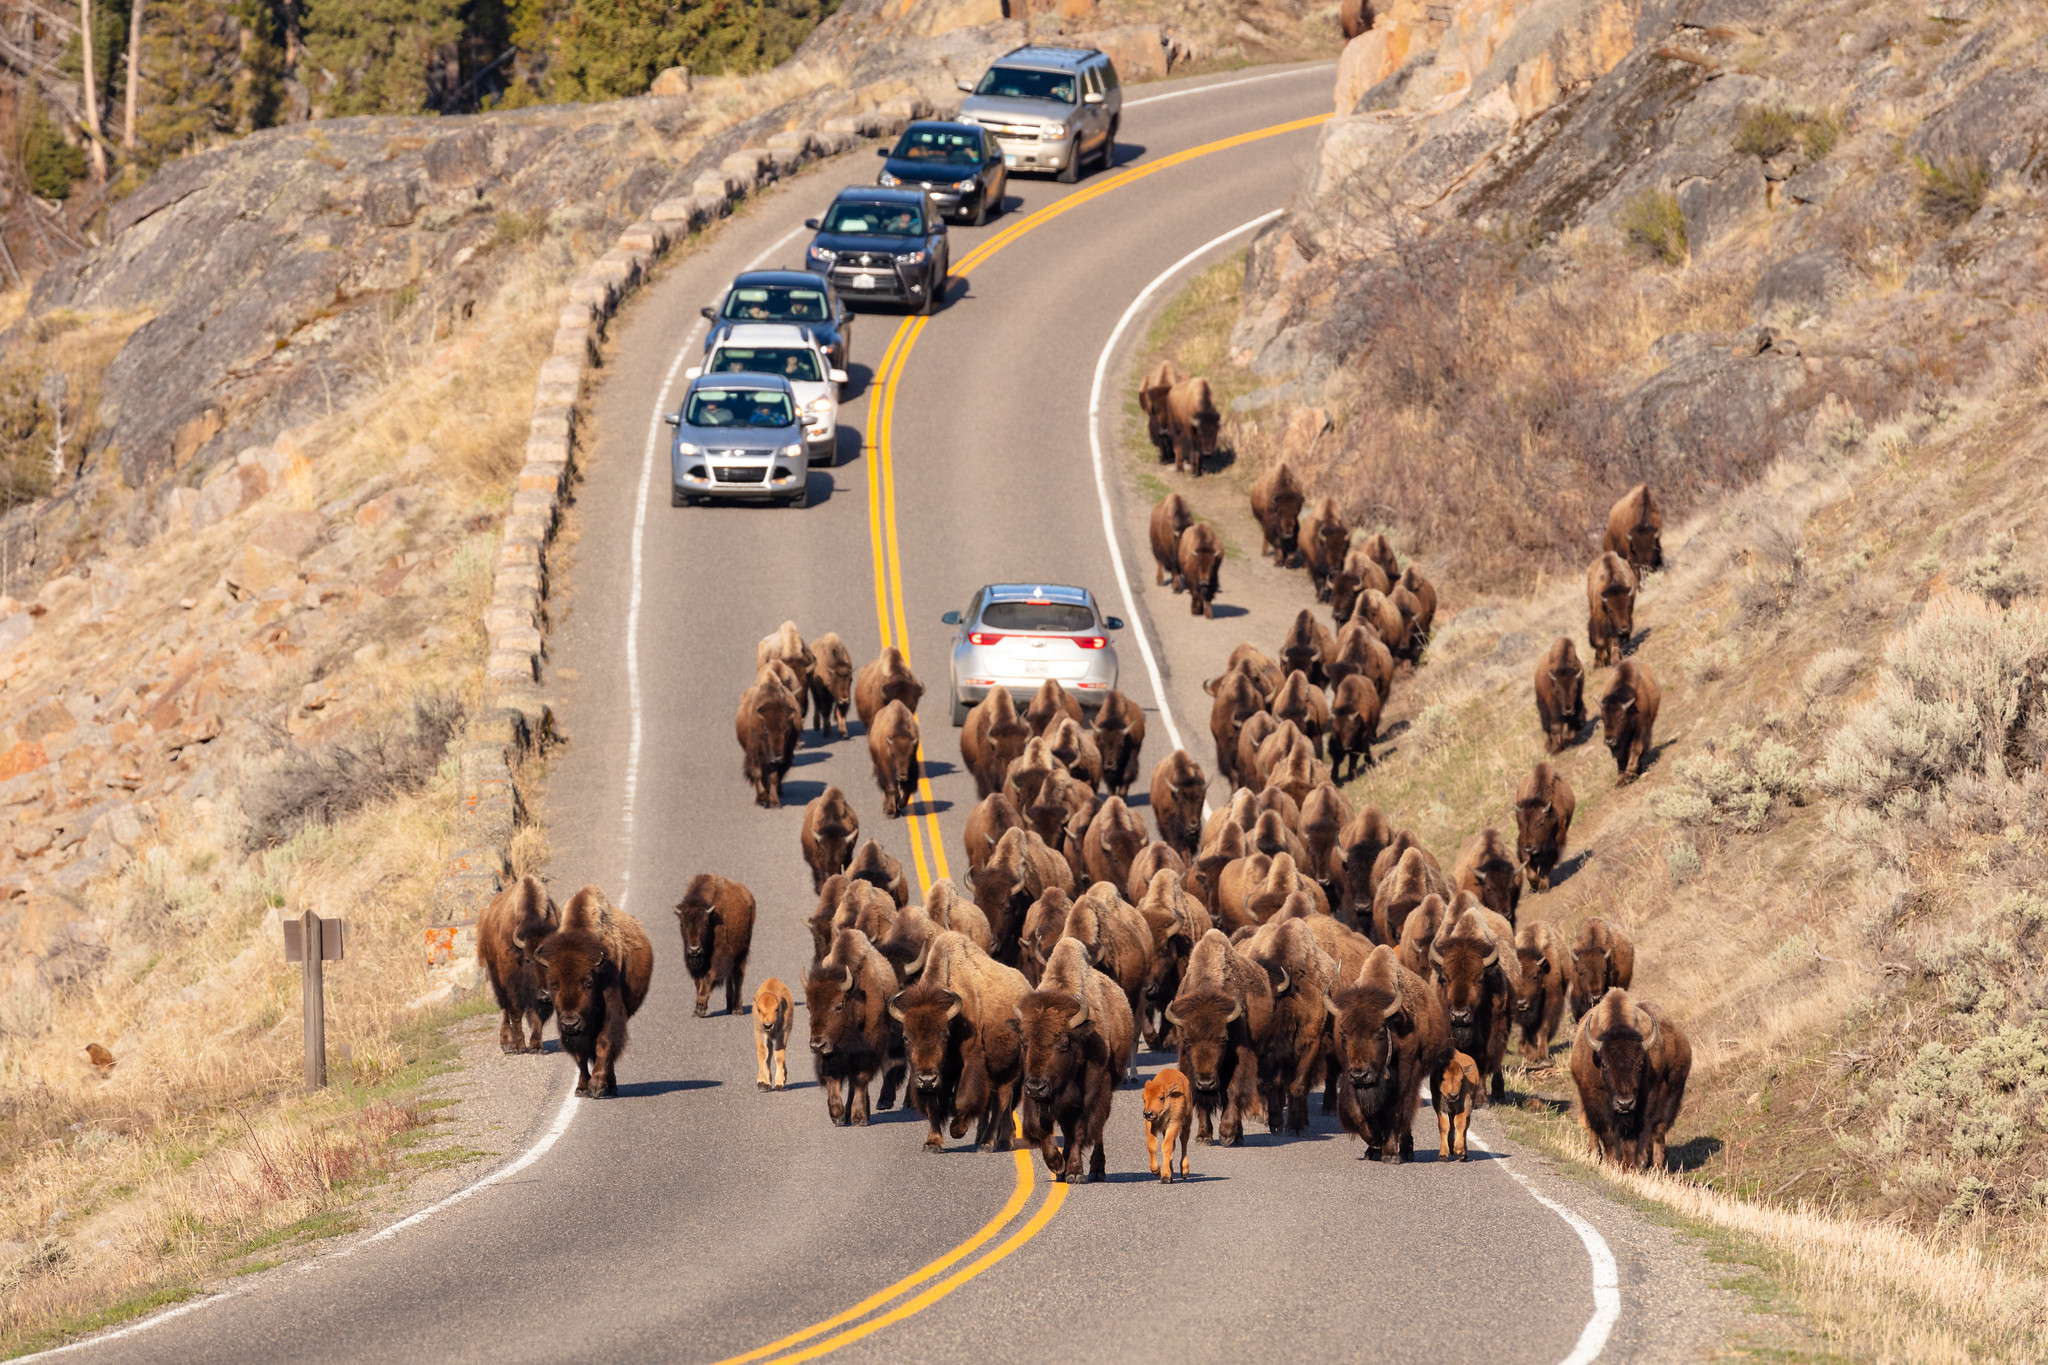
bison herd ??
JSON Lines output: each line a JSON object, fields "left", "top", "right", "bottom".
{"left": 477, "top": 472, "right": 1692, "bottom": 1179}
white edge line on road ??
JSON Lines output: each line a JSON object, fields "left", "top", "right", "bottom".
{"left": 17, "top": 220, "right": 814, "bottom": 1365}
{"left": 1093, "top": 220, "right": 1622, "bottom": 1365}
{"left": 1469, "top": 1129, "right": 1623, "bottom": 1363}
{"left": 1124, "top": 62, "right": 1336, "bottom": 108}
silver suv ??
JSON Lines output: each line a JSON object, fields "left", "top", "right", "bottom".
{"left": 942, "top": 583, "right": 1123, "bottom": 725}
{"left": 956, "top": 45, "right": 1121, "bottom": 185}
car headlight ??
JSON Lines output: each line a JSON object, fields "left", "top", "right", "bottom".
{"left": 807, "top": 396, "right": 833, "bottom": 414}
{"left": 1045, "top": 125, "right": 1069, "bottom": 142}
{"left": 808, "top": 243, "right": 835, "bottom": 264}
{"left": 955, "top": 177, "right": 979, "bottom": 191}
{"left": 898, "top": 249, "right": 927, "bottom": 265}
{"left": 780, "top": 444, "right": 802, "bottom": 459}
{"left": 878, "top": 170, "right": 900, "bottom": 187}
{"left": 675, "top": 442, "right": 701, "bottom": 455}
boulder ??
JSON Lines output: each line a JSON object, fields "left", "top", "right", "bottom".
{"left": 1677, "top": 158, "right": 1766, "bottom": 255}
{"left": 1907, "top": 67, "right": 2048, "bottom": 187}
{"left": 649, "top": 66, "right": 691, "bottom": 97}
{"left": 1753, "top": 247, "right": 1859, "bottom": 325}
{"left": 231, "top": 510, "right": 324, "bottom": 594}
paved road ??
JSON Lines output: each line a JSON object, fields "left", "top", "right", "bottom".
{"left": 49, "top": 62, "right": 1727, "bottom": 1365}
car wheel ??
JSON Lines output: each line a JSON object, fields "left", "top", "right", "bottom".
{"left": 785, "top": 479, "right": 809, "bottom": 509}
{"left": 671, "top": 486, "right": 687, "bottom": 507}
{"left": 971, "top": 190, "right": 990, "bottom": 227}
{"left": 950, "top": 690, "right": 971, "bottom": 727}
{"left": 1056, "top": 151, "right": 1079, "bottom": 185}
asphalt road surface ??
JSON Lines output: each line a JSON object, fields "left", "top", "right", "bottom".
{"left": 47, "top": 62, "right": 1729, "bottom": 1365}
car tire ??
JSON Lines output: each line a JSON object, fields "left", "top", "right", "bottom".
{"left": 671, "top": 486, "right": 687, "bottom": 507}
{"left": 786, "top": 479, "right": 809, "bottom": 510}
{"left": 971, "top": 191, "right": 990, "bottom": 227}
{"left": 951, "top": 690, "right": 971, "bottom": 727}
{"left": 1056, "top": 151, "right": 1079, "bottom": 184}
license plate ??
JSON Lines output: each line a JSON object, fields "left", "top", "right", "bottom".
{"left": 1019, "top": 660, "right": 1049, "bottom": 676}
{"left": 1004, "top": 155, "right": 1017, "bottom": 167}
{"left": 853, "top": 273, "right": 876, "bottom": 290}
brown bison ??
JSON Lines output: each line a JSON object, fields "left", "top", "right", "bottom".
{"left": 1330, "top": 944, "right": 1451, "bottom": 1163}
{"left": 888, "top": 930, "right": 1031, "bottom": 1152}
{"left": 808, "top": 631, "right": 855, "bottom": 740}
{"left": 1357, "top": 588, "right": 1409, "bottom": 659}
{"left": 1081, "top": 797, "right": 1149, "bottom": 893}
{"left": 1004, "top": 735, "right": 1060, "bottom": 812}
{"left": 1371, "top": 846, "right": 1449, "bottom": 946}
{"left": 1093, "top": 690, "right": 1147, "bottom": 798}
{"left": 1430, "top": 904, "right": 1521, "bottom": 1100}
{"left": 1060, "top": 881, "right": 1152, "bottom": 1032}
{"left": 1453, "top": 828, "right": 1522, "bottom": 926}
{"left": 849, "top": 838, "right": 910, "bottom": 907}
{"left": 1204, "top": 668, "right": 1265, "bottom": 789}
{"left": 1603, "top": 483, "right": 1663, "bottom": 577}
{"left": 756, "top": 621, "right": 815, "bottom": 728}
{"left": 1138, "top": 359, "right": 1187, "bottom": 462}
{"left": 1515, "top": 761, "right": 1576, "bottom": 892}
{"left": 1339, "top": 0, "right": 1374, "bottom": 40}
{"left": 1326, "top": 619, "right": 1395, "bottom": 700}
{"left": 1389, "top": 582, "right": 1428, "bottom": 661}
{"left": 1246, "top": 849, "right": 1329, "bottom": 924}
{"left": 1335, "top": 805, "right": 1393, "bottom": 929}
{"left": 754, "top": 978, "right": 793, "bottom": 1090}
{"left": 1273, "top": 669, "right": 1331, "bottom": 760}
{"left": 1279, "top": 609, "right": 1336, "bottom": 687}
{"left": 1569, "top": 917, "right": 1636, "bottom": 1021}
{"left": 1250, "top": 460, "right": 1305, "bottom": 564}
{"left": 1570, "top": 990, "right": 1691, "bottom": 1169}
{"left": 868, "top": 698, "right": 922, "bottom": 817}
{"left": 1398, "top": 564, "right": 1437, "bottom": 642}
{"left": 920, "top": 878, "right": 995, "bottom": 955}
{"left": 1192, "top": 821, "right": 1245, "bottom": 920}
{"left": 1165, "top": 376, "right": 1221, "bottom": 477}
{"left": 1023, "top": 678, "right": 1084, "bottom": 737}
{"left": 805, "top": 928, "right": 907, "bottom": 1126}
{"left": 1234, "top": 711, "right": 1279, "bottom": 791}
{"left": 1149, "top": 750, "right": 1207, "bottom": 858}
{"left": 1256, "top": 728, "right": 1321, "bottom": 811}
{"left": 1358, "top": 531, "right": 1399, "bottom": 583}
{"left": 1368, "top": 828, "right": 1436, "bottom": 892}
{"left": 1512, "top": 920, "right": 1571, "bottom": 1064}
{"left": 800, "top": 786, "right": 860, "bottom": 893}
{"left": 1394, "top": 892, "right": 1448, "bottom": 980}
{"left": 1245, "top": 916, "right": 1341, "bottom": 1135}
{"left": 854, "top": 646, "right": 924, "bottom": 729}
{"left": 1329, "top": 674, "right": 1382, "bottom": 782}
{"left": 1601, "top": 659, "right": 1660, "bottom": 783}
{"left": 1585, "top": 551, "right": 1637, "bottom": 667}
{"left": 1137, "top": 867, "right": 1213, "bottom": 1048}
{"left": 1299, "top": 782, "right": 1350, "bottom": 893}
{"left": 974, "top": 826, "right": 1075, "bottom": 964}
{"left": 477, "top": 875, "right": 558, "bottom": 1054}
{"left": 808, "top": 874, "right": 898, "bottom": 963}
{"left": 962, "top": 687, "right": 1032, "bottom": 798}
{"left": 1329, "top": 546, "right": 1392, "bottom": 627}
{"left": 1534, "top": 636, "right": 1587, "bottom": 754}
{"left": 963, "top": 790, "right": 1025, "bottom": 877}
{"left": 1151, "top": 492, "right": 1194, "bottom": 591}
{"left": 735, "top": 673, "right": 801, "bottom": 808}
{"left": 1434, "top": 1050, "right": 1482, "bottom": 1161}
{"left": 1223, "top": 644, "right": 1285, "bottom": 705}
{"left": 675, "top": 873, "right": 756, "bottom": 1018}
{"left": 1302, "top": 497, "right": 1351, "bottom": 602}
{"left": 534, "top": 887, "right": 654, "bottom": 1099}
{"left": 1029, "top": 768, "right": 1098, "bottom": 869}
{"left": 1015, "top": 937, "right": 1137, "bottom": 1182}
{"left": 1179, "top": 522, "right": 1223, "bottom": 617}
{"left": 1017, "top": 886, "right": 1071, "bottom": 987}
{"left": 1046, "top": 715, "right": 1103, "bottom": 793}
{"left": 1166, "top": 928, "right": 1273, "bottom": 1146}
{"left": 1126, "top": 840, "right": 1187, "bottom": 906}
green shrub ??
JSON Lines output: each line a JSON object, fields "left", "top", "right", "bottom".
{"left": 1656, "top": 727, "right": 1807, "bottom": 832}
{"left": 0, "top": 360, "right": 56, "bottom": 512}
{"left": 492, "top": 210, "right": 547, "bottom": 249}
{"left": 1914, "top": 155, "right": 1990, "bottom": 226}
{"left": 1619, "top": 189, "right": 1687, "bottom": 266}
{"left": 1734, "top": 104, "right": 1841, "bottom": 162}
{"left": 18, "top": 94, "right": 85, "bottom": 200}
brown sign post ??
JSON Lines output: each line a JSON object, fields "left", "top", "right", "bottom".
{"left": 283, "top": 910, "right": 346, "bottom": 1088}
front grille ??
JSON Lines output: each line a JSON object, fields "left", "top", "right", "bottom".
{"left": 711, "top": 464, "right": 768, "bottom": 484}
{"left": 982, "top": 121, "right": 1045, "bottom": 139}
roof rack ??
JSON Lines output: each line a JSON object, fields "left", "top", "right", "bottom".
{"left": 999, "top": 42, "right": 1103, "bottom": 60}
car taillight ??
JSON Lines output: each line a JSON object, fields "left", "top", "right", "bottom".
{"left": 1076, "top": 636, "right": 1107, "bottom": 649}
{"left": 969, "top": 632, "right": 1004, "bottom": 646}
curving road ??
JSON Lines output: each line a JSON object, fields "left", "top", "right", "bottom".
{"left": 45, "top": 62, "right": 1726, "bottom": 1365}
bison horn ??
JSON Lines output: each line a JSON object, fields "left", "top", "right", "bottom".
{"left": 841, "top": 964, "right": 855, "bottom": 992}
{"left": 1225, "top": 999, "right": 1243, "bottom": 1024}
{"left": 1325, "top": 995, "right": 1341, "bottom": 1019}
{"left": 1164, "top": 1002, "right": 1183, "bottom": 1027}
{"left": 887, "top": 992, "right": 906, "bottom": 1023}
{"left": 1384, "top": 974, "right": 1404, "bottom": 1020}
{"left": 1068, "top": 990, "right": 1091, "bottom": 1031}
{"left": 1481, "top": 939, "right": 1499, "bottom": 968}
{"left": 906, "top": 944, "right": 929, "bottom": 978}
{"left": 1272, "top": 967, "right": 1291, "bottom": 997}
{"left": 1636, "top": 1005, "right": 1657, "bottom": 1050}
{"left": 943, "top": 990, "right": 963, "bottom": 1022}
{"left": 1428, "top": 943, "right": 1444, "bottom": 968}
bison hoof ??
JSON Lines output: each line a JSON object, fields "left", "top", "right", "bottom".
{"left": 693, "top": 1006, "right": 708, "bottom": 1018}
{"left": 1363, "top": 1149, "right": 1380, "bottom": 1162}
{"left": 500, "top": 1043, "right": 520, "bottom": 1055}
{"left": 924, "top": 1137, "right": 944, "bottom": 1153}
{"left": 852, "top": 1114, "right": 869, "bottom": 1127}
{"left": 574, "top": 1082, "right": 592, "bottom": 1097}
{"left": 757, "top": 1081, "right": 772, "bottom": 1091}
{"left": 1457, "top": 1151, "right": 1470, "bottom": 1163}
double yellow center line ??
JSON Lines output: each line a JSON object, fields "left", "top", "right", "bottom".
{"left": 723, "top": 107, "right": 1329, "bottom": 1365}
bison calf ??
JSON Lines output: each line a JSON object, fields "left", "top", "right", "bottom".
{"left": 535, "top": 887, "right": 655, "bottom": 1099}
{"left": 675, "top": 873, "right": 756, "bottom": 1017}
{"left": 1570, "top": 991, "right": 1692, "bottom": 1170}
{"left": 1143, "top": 1067, "right": 1194, "bottom": 1183}
{"left": 754, "top": 978, "right": 793, "bottom": 1090}
{"left": 1433, "top": 1050, "right": 1483, "bottom": 1161}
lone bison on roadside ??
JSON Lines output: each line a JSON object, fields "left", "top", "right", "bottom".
{"left": 675, "top": 873, "right": 756, "bottom": 1018}
{"left": 478, "top": 875, "right": 558, "bottom": 1054}
{"left": 1570, "top": 990, "right": 1691, "bottom": 1170}
{"left": 534, "top": 886, "right": 654, "bottom": 1098}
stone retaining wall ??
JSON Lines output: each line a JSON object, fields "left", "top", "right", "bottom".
{"left": 413, "top": 98, "right": 932, "bottom": 1008}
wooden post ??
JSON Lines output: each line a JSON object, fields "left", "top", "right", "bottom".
{"left": 301, "top": 907, "right": 326, "bottom": 1088}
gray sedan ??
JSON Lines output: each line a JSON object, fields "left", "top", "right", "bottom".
{"left": 667, "top": 372, "right": 810, "bottom": 508}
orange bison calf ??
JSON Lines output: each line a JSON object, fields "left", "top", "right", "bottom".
{"left": 1433, "top": 1050, "right": 1483, "bottom": 1161}
{"left": 754, "top": 978, "right": 793, "bottom": 1090}
{"left": 675, "top": 873, "right": 756, "bottom": 1017}
{"left": 1144, "top": 1067, "right": 1194, "bottom": 1182}
{"left": 535, "top": 887, "right": 654, "bottom": 1099}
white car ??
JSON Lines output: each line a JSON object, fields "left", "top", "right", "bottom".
{"left": 688, "top": 323, "right": 847, "bottom": 464}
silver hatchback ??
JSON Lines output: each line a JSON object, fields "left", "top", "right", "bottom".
{"left": 942, "top": 584, "right": 1123, "bottom": 725}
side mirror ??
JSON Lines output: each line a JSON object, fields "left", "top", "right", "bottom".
{"left": 662, "top": 414, "right": 680, "bottom": 427}
{"left": 804, "top": 218, "right": 820, "bottom": 230}
{"left": 829, "top": 368, "right": 849, "bottom": 385}
{"left": 1104, "top": 616, "right": 1125, "bottom": 630}
{"left": 684, "top": 366, "right": 702, "bottom": 379}
{"left": 700, "top": 306, "right": 716, "bottom": 319}
{"left": 876, "top": 148, "right": 890, "bottom": 158}
{"left": 957, "top": 79, "right": 974, "bottom": 93}
{"left": 941, "top": 610, "right": 963, "bottom": 625}
{"left": 932, "top": 221, "right": 947, "bottom": 234}
{"left": 1083, "top": 91, "right": 1105, "bottom": 106}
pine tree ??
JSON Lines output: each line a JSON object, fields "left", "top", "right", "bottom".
{"left": 547, "top": 0, "right": 685, "bottom": 101}
{"left": 299, "top": 0, "right": 462, "bottom": 115}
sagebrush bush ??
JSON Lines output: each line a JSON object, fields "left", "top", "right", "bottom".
{"left": 1818, "top": 593, "right": 2048, "bottom": 812}
{"left": 1656, "top": 727, "right": 1806, "bottom": 831}
{"left": 240, "top": 693, "right": 464, "bottom": 850}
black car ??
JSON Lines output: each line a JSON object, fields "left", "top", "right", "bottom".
{"left": 875, "top": 121, "right": 1008, "bottom": 226}
{"left": 701, "top": 271, "right": 853, "bottom": 371}
{"left": 803, "top": 187, "right": 950, "bottom": 315}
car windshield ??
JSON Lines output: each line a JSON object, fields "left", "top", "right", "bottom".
{"left": 720, "top": 285, "right": 831, "bottom": 323}
{"left": 685, "top": 388, "right": 794, "bottom": 428}
{"left": 892, "top": 128, "right": 983, "bottom": 165}
{"left": 821, "top": 201, "right": 925, "bottom": 236}
{"left": 974, "top": 66, "right": 1077, "bottom": 104}
{"left": 980, "top": 600, "right": 1095, "bottom": 632}
{"left": 709, "top": 347, "right": 823, "bottom": 383}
